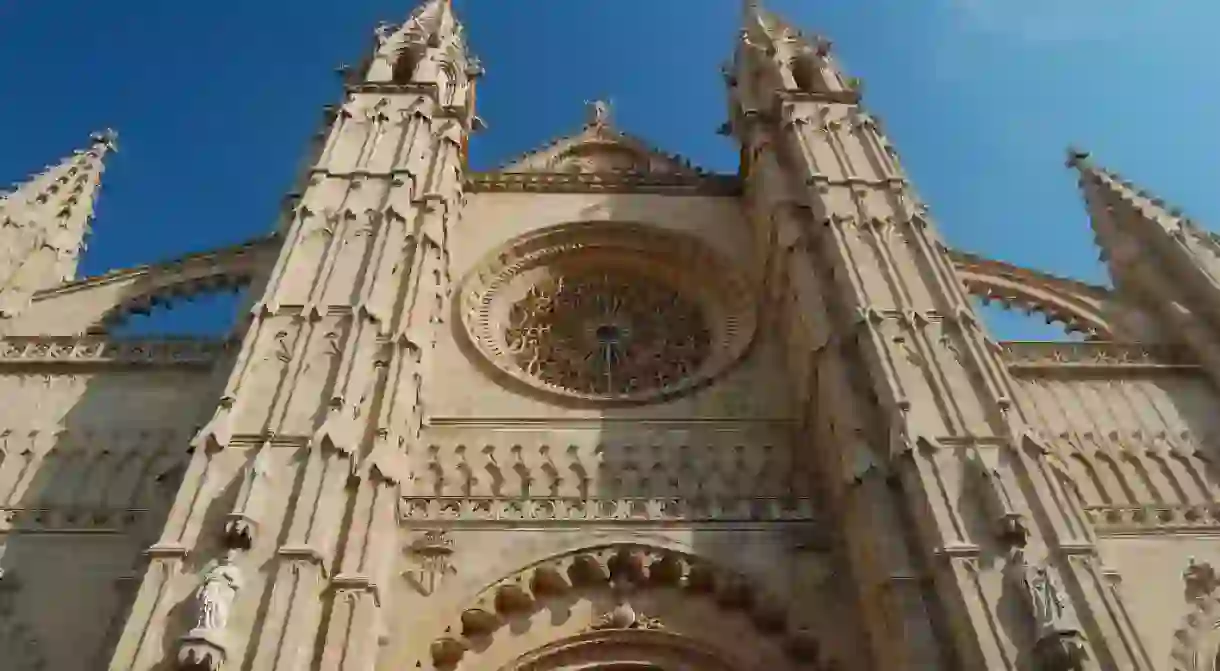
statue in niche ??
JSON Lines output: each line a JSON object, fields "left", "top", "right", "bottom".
{"left": 1008, "top": 550, "right": 1087, "bottom": 670}
{"left": 193, "top": 551, "right": 243, "bottom": 633}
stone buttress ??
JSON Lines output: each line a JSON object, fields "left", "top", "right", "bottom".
{"left": 104, "top": 1, "right": 479, "bottom": 669}
{"left": 728, "top": 2, "right": 1153, "bottom": 669}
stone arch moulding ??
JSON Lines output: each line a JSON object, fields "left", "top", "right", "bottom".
{"left": 499, "top": 629, "right": 744, "bottom": 671}
{"left": 424, "top": 543, "right": 836, "bottom": 671}
{"left": 455, "top": 221, "right": 759, "bottom": 407}
{"left": 8, "top": 237, "right": 276, "bottom": 336}
{"left": 947, "top": 248, "right": 1115, "bottom": 339}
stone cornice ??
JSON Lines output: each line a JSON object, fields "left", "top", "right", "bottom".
{"left": 774, "top": 88, "right": 862, "bottom": 105}
{"left": 398, "top": 496, "right": 817, "bottom": 525}
{"left": 1086, "top": 504, "right": 1220, "bottom": 536}
{"left": 0, "top": 336, "right": 227, "bottom": 368}
{"left": 999, "top": 341, "right": 1198, "bottom": 373}
{"left": 465, "top": 171, "right": 741, "bottom": 195}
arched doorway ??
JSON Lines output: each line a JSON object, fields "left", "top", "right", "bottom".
{"left": 495, "top": 629, "right": 739, "bottom": 671}
{"left": 424, "top": 544, "right": 835, "bottom": 671}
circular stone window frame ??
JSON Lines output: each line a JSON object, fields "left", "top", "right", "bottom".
{"left": 458, "top": 222, "right": 758, "bottom": 406}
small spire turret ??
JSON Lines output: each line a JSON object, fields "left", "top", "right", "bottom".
{"left": 0, "top": 130, "right": 116, "bottom": 319}
{"left": 726, "top": 1, "right": 855, "bottom": 137}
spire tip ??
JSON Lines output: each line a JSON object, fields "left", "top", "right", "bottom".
{"left": 90, "top": 129, "right": 119, "bottom": 152}
{"left": 1066, "top": 146, "right": 1090, "bottom": 169}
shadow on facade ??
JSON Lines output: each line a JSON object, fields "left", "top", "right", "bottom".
{"left": 0, "top": 336, "right": 231, "bottom": 668}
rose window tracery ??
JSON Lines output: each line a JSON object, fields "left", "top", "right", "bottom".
{"left": 504, "top": 271, "right": 712, "bottom": 397}
{"left": 460, "top": 223, "right": 756, "bottom": 405}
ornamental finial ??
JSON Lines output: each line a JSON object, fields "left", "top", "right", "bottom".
{"left": 584, "top": 99, "right": 613, "bottom": 129}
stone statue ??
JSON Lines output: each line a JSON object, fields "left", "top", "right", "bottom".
{"left": 1009, "top": 551, "right": 1087, "bottom": 670}
{"left": 193, "top": 552, "right": 243, "bottom": 633}
{"left": 585, "top": 99, "right": 612, "bottom": 128}
{"left": 1025, "top": 563, "right": 1076, "bottom": 636}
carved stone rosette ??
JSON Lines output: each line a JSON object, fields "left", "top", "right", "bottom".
{"left": 459, "top": 222, "right": 756, "bottom": 405}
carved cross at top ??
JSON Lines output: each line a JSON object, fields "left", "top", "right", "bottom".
{"left": 584, "top": 99, "right": 613, "bottom": 129}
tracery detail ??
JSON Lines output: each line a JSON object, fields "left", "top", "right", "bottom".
{"left": 460, "top": 222, "right": 756, "bottom": 405}
{"left": 504, "top": 270, "right": 711, "bottom": 397}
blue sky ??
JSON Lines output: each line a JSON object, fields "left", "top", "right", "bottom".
{"left": 1, "top": 0, "right": 1217, "bottom": 339}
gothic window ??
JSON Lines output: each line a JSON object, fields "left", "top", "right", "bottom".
{"left": 503, "top": 270, "right": 712, "bottom": 398}
{"left": 460, "top": 223, "right": 756, "bottom": 405}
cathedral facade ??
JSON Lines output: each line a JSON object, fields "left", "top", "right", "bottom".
{"left": 1, "top": 1, "right": 1219, "bottom": 669}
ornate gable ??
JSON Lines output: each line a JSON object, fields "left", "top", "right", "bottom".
{"left": 497, "top": 101, "right": 705, "bottom": 176}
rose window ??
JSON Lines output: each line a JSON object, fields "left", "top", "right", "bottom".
{"left": 503, "top": 271, "right": 712, "bottom": 397}
{"left": 461, "top": 223, "right": 757, "bottom": 405}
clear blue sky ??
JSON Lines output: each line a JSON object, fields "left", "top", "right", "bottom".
{"left": 2, "top": 1, "right": 1217, "bottom": 339}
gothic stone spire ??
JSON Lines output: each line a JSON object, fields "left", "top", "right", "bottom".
{"left": 1068, "top": 146, "right": 1220, "bottom": 343}
{"left": 0, "top": 130, "right": 116, "bottom": 318}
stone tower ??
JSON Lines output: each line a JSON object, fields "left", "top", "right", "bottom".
{"left": 2, "top": 1, "right": 1220, "bottom": 669}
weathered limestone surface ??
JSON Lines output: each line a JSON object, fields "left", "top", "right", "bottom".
{"left": 3, "top": 2, "right": 1220, "bottom": 670}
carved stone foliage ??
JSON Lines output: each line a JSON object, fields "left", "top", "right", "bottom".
{"left": 428, "top": 545, "right": 830, "bottom": 670}
{"left": 460, "top": 222, "right": 756, "bottom": 405}
{"left": 1086, "top": 505, "right": 1220, "bottom": 535}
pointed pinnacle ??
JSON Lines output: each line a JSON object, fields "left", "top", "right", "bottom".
{"left": 1065, "top": 145, "right": 1090, "bottom": 169}
{"left": 90, "top": 128, "right": 119, "bottom": 152}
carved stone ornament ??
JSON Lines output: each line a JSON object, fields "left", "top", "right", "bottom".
{"left": 589, "top": 600, "right": 665, "bottom": 632}
{"left": 402, "top": 530, "right": 456, "bottom": 596}
{"left": 1007, "top": 551, "right": 1088, "bottom": 671}
{"left": 178, "top": 551, "right": 243, "bottom": 670}
{"left": 460, "top": 222, "right": 756, "bottom": 405}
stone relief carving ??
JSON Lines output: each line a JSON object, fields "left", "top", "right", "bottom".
{"left": 402, "top": 529, "right": 456, "bottom": 596}
{"left": 1006, "top": 550, "right": 1088, "bottom": 671}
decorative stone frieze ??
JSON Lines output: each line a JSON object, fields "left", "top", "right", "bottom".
{"left": 397, "top": 496, "right": 817, "bottom": 524}
{"left": 1000, "top": 341, "right": 1196, "bottom": 371}
{"left": 466, "top": 171, "right": 742, "bottom": 195}
{"left": 0, "top": 336, "right": 225, "bottom": 367}
{"left": 402, "top": 530, "right": 457, "bottom": 596}
{"left": 1086, "top": 505, "right": 1220, "bottom": 535}
{"left": 0, "top": 506, "right": 147, "bottom": 534}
